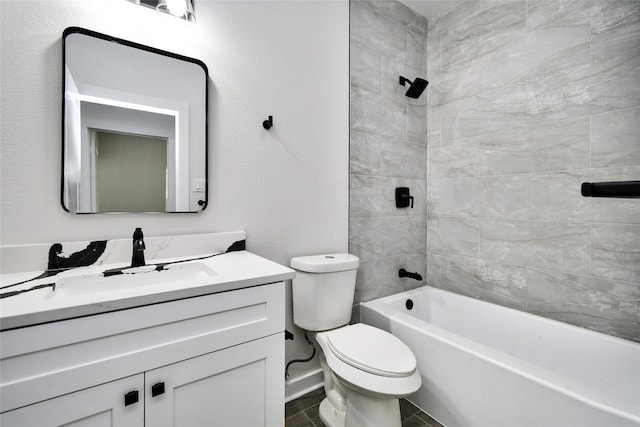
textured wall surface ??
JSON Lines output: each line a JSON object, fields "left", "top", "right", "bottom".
{"left": 0, "top": 0, "right": 349, "bottom": 394}
{"left": 0, "top": 1, "right": 349, "bottom": 262}
{"left": 426, "top": 0, "right": 640, "bottom": 341}
{"left": 349, "top": 0, "right": 430, "bottom": 306}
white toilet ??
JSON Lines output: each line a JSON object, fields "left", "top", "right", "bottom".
{"left": 290, "top": 254, "right": 421, "bottom": 427}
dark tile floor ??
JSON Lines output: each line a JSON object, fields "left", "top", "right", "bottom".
{"left": 285, "top": 387, "right": 443, "bottom": 427}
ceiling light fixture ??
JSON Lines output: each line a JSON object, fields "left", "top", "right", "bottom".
{"left": 156, "top": 0, "right": 195, "bottom": 22}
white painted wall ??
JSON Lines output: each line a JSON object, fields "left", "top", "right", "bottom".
{"left": 0, "top": 0, "right": 349, "bottom": 392}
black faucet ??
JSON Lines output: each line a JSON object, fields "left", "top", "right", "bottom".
{"left": 399, "top": 268, "right": 422, "bottom": 281}
{"left": 131, "top": 228, "right": 146, "bottom": 268}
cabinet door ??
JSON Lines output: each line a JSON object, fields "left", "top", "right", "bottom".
{"left": 145, "top": 333, "right": 284, "bottom": 427}
{"left": 0, "top": 374, "right": 144, "bottom": 427}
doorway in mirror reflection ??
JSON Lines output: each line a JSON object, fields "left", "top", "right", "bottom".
{"left": 94, "top": 131, "right": 168, "bottom": 212}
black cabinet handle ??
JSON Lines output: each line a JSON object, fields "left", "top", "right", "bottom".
{"left": 151, "top": 382, "right": 165, "bottom": 397}
{"left": 124, "top": 390, "right": 139, "bottom": 406}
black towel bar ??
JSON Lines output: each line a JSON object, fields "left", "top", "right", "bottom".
{"left": 581, "top": 181, "right": 640, "bottom": 198}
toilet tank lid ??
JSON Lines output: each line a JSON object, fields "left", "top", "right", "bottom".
{"left": 290, "top": 254, "right": 359, "bottom": 273}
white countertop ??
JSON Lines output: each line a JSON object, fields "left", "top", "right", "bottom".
{"left": 0, "top": 251, "right": 295, "bottom": 330}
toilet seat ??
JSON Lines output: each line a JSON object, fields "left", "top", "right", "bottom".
{"left": 315, "top": 324, "right": 421, "bottom": 398}
{"left": 326, "top": 323, "right": 416, "bottom": 377}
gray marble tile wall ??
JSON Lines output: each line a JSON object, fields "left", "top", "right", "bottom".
{"left": 349, "top": 0, "right": 429, "bottom": 305}
{"left": 426, "top": 0, "right": 640, "bottom": 342}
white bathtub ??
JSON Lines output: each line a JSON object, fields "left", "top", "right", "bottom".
{"left": 360, "top": 286, "right": 640, "bottom": 427}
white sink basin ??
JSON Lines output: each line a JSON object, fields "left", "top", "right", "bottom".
{"left": 55, "top": 262, "right": 217, "bottom": 297}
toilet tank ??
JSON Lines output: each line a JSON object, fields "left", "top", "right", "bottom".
{"left": 290, "top": 254, "right": 359, "bottom": 331}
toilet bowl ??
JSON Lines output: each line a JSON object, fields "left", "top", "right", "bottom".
{"left": 315, "top": 324, "right": 421, "bottom": 427}
{"left": 290, "top": 254, "right": 421, "bottom": 427}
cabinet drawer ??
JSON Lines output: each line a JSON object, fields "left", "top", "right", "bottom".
{"left": 0, "top": 282, "right": 284, "bottom": 412}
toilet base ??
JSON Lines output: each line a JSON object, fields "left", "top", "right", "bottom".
{"left": 319, "top": 397, "right": 345, "bottom": 427}
{"left": 345, "top": 391, "right": 401, "bottom": 427}
{"left": 318, "top": 392, "right": 401, "bottom": 427}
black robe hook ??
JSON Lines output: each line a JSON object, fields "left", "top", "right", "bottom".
{"left": 263, "top": 115, "right": 273, "bottom": 130}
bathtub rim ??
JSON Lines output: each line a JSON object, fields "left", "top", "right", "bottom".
{"left": 361, "top": 285, "right": 640, "bottom": 349}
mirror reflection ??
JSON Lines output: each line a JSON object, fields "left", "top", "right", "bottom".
{"left": 62, "top": 27, "right": 208, "bottom": 213}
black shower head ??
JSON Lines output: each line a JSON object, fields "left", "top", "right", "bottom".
{"left": 399, "top": 76, "right": 429, "bottom": 99}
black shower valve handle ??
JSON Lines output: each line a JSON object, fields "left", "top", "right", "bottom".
{"left": 395, "top": 187, "right": 414, "bottom": 208}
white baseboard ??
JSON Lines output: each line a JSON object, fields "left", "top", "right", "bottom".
{"left": 285, "top": 367, "right": 323, "bottom": 403}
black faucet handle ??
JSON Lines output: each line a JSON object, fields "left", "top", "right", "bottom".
{"left": 133, "top": 227, "right": 144, "bottom": 240}
{"left": 133, "top": 228, "right": 145, "bottom": 247}
{"left": 131, "top": 228, "right": 146, "bottom": 267}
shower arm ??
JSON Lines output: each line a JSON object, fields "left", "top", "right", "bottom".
{"left": 399, "top": 76, "right": 413, "bottom": 86}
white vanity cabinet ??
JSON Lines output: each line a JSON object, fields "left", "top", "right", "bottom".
{"left": 0, "top": 281, "right": 285, "bottom": 427}
{"left": 145, "top": 334, "right": 281, "bottom": 426}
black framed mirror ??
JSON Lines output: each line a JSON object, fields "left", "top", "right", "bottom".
{"left": 62, "top": 27, "right": 208, "bottom": 213}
